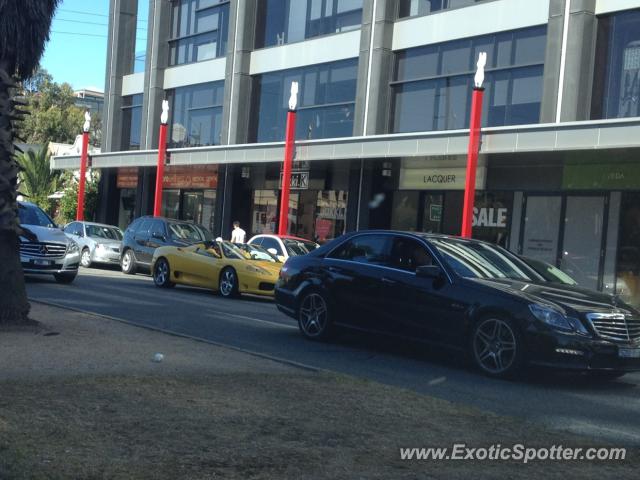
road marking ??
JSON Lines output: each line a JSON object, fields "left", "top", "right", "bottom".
{"left": 224, "top": 312, "right": 297, "bottom": 330}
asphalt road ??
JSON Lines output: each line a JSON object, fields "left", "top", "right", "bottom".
{"left": 26, "top": 267, "right": 640, "bottom": 446}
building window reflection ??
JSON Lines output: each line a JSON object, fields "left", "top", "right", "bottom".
{"left": 255, "top": 0, "right": 362, "bottom": 49}
{"left": 120, "top": 94, "right": 143, "bottom": 151}
{"left": 167, "top": 81, "right": 224, "bottom": 147}
{"left": 390, "top": 26, "right": 546, "bottom": 133}
{"left": 250, "top": 58, "right": 358, "bottom": 142}
{"left": 398, "top": 0, "right": 490, "bottom": 18}
{"left": 592, "top": 9, "right": 640, "bottom": 119}
{"left": 169, "top": 0, "right": 230, "bottom": 66}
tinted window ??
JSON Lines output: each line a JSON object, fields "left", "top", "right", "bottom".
{"left": 86, "top": 225, "right": 123, "bottom": 240}
{"left": 389, "top": 237, "right": 433, "bottom": 272}
{"left": 328, "top": 235, "right": 390, "bottom": 265}
{"left": 167, "top": 221, "right": 211, "bottom": 242}
{"left": 168, "top": 81, "right": 224, "bottom": 148}
{"left": 137, "top": 220, "right": 153, "bottom": 236}
{"left": 260, "top": 237, "right": 283, "bottom": 255}
{"left": 250, "top": 237, "right": 264, "bottom": 247}
{"left": 17, "top": 204, "right": 56, "bottom": 228}
{"left": 429, "top": 238, "right": 538, "bottom": 280}
{"left": 127, "top": 218, "right": 143, "bottom": 234}
{"left": 64, "top": 222, "right": 80, "bottom": 234}
{"left": 283, "top": 238, "right": 319, "bottom": 256}
{"left": 398, "top": 0, "right": 489, "bottom": 18}
{"left": 150, "top": 221, "right": 166, "bottom": 239}
{"left": 121, "top": 94, "right": 143, "bottom": 151}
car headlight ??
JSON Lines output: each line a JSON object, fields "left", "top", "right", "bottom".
{"left": 96, "top": 243, "right": 105, "bottom": 250}
{"left": 68, "top": 240, "right": 79, "bottom": 253}
{"left": 245, "top": 264, "right": 270, "bottom": 275}
{"left": 528, "top": 304, "right": 589, "bottom": 335}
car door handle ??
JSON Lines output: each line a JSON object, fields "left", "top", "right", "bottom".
{"left": 381, "top": 277, "right": 397, "bottom": 285}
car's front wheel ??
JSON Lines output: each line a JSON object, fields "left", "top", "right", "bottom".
{"left": 54, "top": 272, "right": 77, "bottom": 284}
{"left": 298, "top": 290, "right": 333, "bottom": 341}
{"left": 153, "top": 258, "right": 175, "bottom": 288}
{"left": 121, "top": 249, "right": 137, "bottom": 275}
{"left": 219, "top": 268, "right": 239, "bottom": 298}
{"left": 80, "top": 248, "right": 92, "bottom": 268}
{"left": 471, "top": 317, "right": 524, "bottom": 379}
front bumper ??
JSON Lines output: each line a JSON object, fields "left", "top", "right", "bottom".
{"left": 527, "top": 328, "right": 640, "bottom": 372}
{"left": 21, "top": 251, "right": 80, "bottom": 275}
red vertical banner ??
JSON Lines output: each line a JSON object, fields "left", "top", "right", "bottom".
{"left": 461, "top": 52, "right": 487, "bottom": 238}
{"left": 76, "top": 127, "right": 90, "bottom": 221}
{"left": 153, "top": 100, "right": 170, "bottom": 217}
{"left": 278, "top": 82, "right": 298, "bottom": 236}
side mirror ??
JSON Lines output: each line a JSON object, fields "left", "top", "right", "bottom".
{"left": 152, "top": 232, "right": 165, "bottom": 241}
{"left": 416, "top": 265, "right": 442, "bottom": 279}
{"left": 267, "top": 248, "right": 278, "bottom": 256}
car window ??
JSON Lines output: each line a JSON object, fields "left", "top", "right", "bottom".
{"left": 127, "top": 218, "right": 142, "bottom": 234}
{"left": 236, "top": 243, "right": 279, "bottom": 262}
{"left": 389, "top": 237, "right": 434, "bottom": 272}
{"left": 429, "top": 238, "right": 536, "bottom": 281}
{"left": 137, "top": 220, "right": 152, "bottom": 236}
{"left": 64, "top": 222, "right": 79, "bottom": 234}
{"left": 167, "top": 222, "right": 209, "bottom": 242}
{"left": 283, "top": 239, "right": 318, "bottom": 256}
{"left": 250, "top": 237, "right": 264, "bottom": 247}
{"left": 150, "top": 220, "right": 166, "bottom": 239}
{"left": 18, "top": 203, "right": 56, "bottom": 228}
{"left": 218, "top": 241, "right": 246, "bottom": 260}
{"left": 261, "top": 238, "right": 283, "bottom": 255}
{"left": 328, "top": 235, "right": 391, "bottom": 266}
{"left": 86, "top": 225, "right": 122, "bottom": 240}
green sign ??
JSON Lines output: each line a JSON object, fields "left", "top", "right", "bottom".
{"left": 563, "top": 163, "right": 640, "bottom": 190}
{"left": 429, "top": 204, "right": 442, "bottom": 222}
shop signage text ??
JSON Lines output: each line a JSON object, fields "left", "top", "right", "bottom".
{"left": 399, "top": 166, "right": 486, "bottom": 190}
{"left": 472, "top": 207, "right": 508, "bottom": 228}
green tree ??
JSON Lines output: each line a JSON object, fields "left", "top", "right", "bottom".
{"left": 16, "top": 146, "right": 61, "bottom": 213}
{"left": 58, "top": 170, "right": 100, "bottom": 224}
{"left": 0, "top": 0, "right": 61, "bottom": 324}
{"left": 17, "top": 70, "right": 85, "bottom": 145}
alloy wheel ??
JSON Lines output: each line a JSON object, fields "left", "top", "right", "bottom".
{"left": 81, "top": 249, "right": 91, "bottom": 267}
{"left": 154, "top": 260, "right": 169, "bottom": 287}
{"left": 219, "top": 269, "right": 237, "bottom": 297}
{"left": 473, "top": 318, "right": 517, "bottom": 375}
{"left": 299, "top": 293, "right": 328, "bottom": 337}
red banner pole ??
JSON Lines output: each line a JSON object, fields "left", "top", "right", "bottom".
{"left": 76, "top": 119, "right": 90, "bottom": 221}
{"left": 153, "top": 123, "right": 168, "bottom": 217}
{"left": 278, "top": 82, "right": 298, "bottom": 236}
{"left": 460, "top": 87, "right": 484, "bottom": 238}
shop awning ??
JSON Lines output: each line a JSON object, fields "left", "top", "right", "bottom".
{"left": 51, "top": 118, "right": 640, "bottom": 170}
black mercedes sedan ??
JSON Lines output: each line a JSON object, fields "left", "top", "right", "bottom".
{"left": 275, "top": 231, "right": 640, "bottom": 379}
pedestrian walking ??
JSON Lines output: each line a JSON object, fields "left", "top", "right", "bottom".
{"left": 230, "top": 221, "right": 246, "bottom": 243}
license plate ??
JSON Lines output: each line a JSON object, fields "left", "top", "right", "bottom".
{"left": 33, "top": 259, "right": 51, "bottom": 266}
{"left": 619, "top": 348, "right": 640, "bottom": 358}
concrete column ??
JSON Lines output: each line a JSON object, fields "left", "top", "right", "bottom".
{"left": 140, "top": 0, "right": 172, "bottom": 150}
{"left": 103, "top": 0, "right": 138, "bottom": 152}
{"left": 221, "top": 0, "right": 257, "bottom": 145}
{"left": 540, "top": 0, "right": 597, "bottom": 123}
{"left": 355, "top": 0, "right": 397, "bottom": 135}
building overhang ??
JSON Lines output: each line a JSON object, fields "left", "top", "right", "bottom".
{"left": 51, "top": 118, "right": 640, "bottom": 170}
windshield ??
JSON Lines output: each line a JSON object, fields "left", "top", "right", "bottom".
{"left": 18, "top": 203, "right": 56, "bottom": 228}
{"left": 523, "top": 257, "right": 578, "bottom": 285}
{"left": 86, "top": 225, "right": 123, "bottom": 241}
{"left": 219, "top": 241, "right": 247, "bottom": 260}
{"left": 429, "top": 238, "right": 541, "bottom": 281}
{"left": 167, "top": 222, "right": 212, "bottom": 243}
{"left": 283, "top": 239, "right": 319, "bottom": 256}
{"left": 235, "top": 243, "right": 280, "bottom": 263}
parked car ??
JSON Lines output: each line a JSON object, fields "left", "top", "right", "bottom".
{"left": 518, "top": 256, "right": 578, "bottom": 286}
{"left": 120, "top": 216, "right": 213, "bottom": 274}
{"left": 150, "top": 240, "right": 282, "bottom": 298}
{"left": 63, "top": 221, "right": 123, "bottom": 268}
{"left": 248, "top": 234, "right": 319, "bottom": 262}
{"left": 17, "top": 201, "right": 80, "bottom": 283}
{"left": 275, "top": 231, "right": 640, "bottom": 379}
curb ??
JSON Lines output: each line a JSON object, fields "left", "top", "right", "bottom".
{"left": 29, "top": 298, "right": 321, "bottom": 374}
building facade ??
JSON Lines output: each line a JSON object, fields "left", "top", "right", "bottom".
{"left": 53, "top": 0, "right": 640, "bottom": 307}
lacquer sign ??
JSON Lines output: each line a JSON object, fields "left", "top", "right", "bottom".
{"left": 399, "top": 166, "right": 486, "bottom": 190}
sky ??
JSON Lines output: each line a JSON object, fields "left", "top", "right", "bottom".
{"left": 41, "top": 0, "right": 148, "bottom": 92}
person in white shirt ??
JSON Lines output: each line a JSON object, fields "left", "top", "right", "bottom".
{"left": 230, "top": 221, "right": 246, "bottom": 243}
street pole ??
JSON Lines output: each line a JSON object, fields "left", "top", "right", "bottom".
{"left": 76, "top": 111, "right": 91, "bottom": 221}
{"left": 278, "top": 82, "right": 298, "bottom": 236}
{"left": 153, "top": 100, "right": 170, "bottom": 217}
{"left": 460, "top": 52, "right": 487, "bottom": 238}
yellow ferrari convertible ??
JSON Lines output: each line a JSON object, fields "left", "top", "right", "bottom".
{"left": 150, "top": 240, "right": 282, "bottom": 298}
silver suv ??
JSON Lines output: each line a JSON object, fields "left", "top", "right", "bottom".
{"left": 18, "top": 201, "right": 80, "bottom": 283}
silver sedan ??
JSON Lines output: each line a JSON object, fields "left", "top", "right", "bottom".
{"left": 63, "top": 221, "right": 123, "bottom": 268}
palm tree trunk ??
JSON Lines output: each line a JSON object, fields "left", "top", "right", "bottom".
{"left": 0, "top": 63, "right": 30, "bottom": 324}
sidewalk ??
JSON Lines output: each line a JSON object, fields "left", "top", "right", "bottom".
{"left": 0, "top": 302, "right": 636, "bottom": 479}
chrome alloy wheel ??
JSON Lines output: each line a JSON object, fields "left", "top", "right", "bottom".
{"left": 299, "top": 293, "right": 328, "bottom": 337}
{"left": 121, "top": 251, "right": 132, "bottom": 271}
{"left": 154, "top": 259, "right": 169, "bottom": 286}
{"left": 81, "top": 249, "right": 91, "bottom": 267}
{"left": 219, "top": 269, "right": 236, "bottom": 297}
{"left": 473, "top": 318, "right": 517, "bottom": 375}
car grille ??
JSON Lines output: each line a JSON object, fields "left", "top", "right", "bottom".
{"left": 587, "top": 313, "right": 640, "bottom": 342}
{"left": 259, "top": 282, "right": 275, "bottom": 291}
{"left": 19, "top": 242, "right": 67, "bottom": 259}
